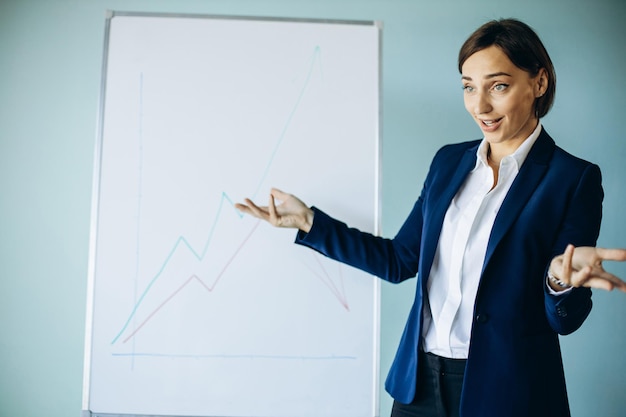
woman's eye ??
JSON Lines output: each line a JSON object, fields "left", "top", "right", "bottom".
{"left": 493, "top": 83, "right": 509, "bottom": 92}
{"left": 463, "top": 85, "right": 474, "bottom": 93}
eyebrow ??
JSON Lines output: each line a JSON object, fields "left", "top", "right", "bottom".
{"left": 462, "top": 72, "right": 513, "bottom": 81}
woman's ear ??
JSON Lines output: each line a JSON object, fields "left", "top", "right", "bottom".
{"left": 535, "top": 68, "right": 549, "bottom": 98}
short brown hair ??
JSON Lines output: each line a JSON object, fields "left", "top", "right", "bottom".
{"left": 458, "top": 19, "right": 556, "bottom": 118}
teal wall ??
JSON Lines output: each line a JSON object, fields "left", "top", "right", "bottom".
{"left": 1, "top": 0, "right": 624, "bottom": 416}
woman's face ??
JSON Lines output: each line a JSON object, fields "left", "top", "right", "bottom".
{"left": 461, "top": 45, "right": 547, "bottom": 153}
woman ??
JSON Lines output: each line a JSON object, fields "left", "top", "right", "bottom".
{"left": 236, "top": 19, "right": 626, "bottom": 417}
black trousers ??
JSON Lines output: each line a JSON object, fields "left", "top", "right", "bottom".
{"left": 391, "top": 351, "right": 467, "bottom": 417}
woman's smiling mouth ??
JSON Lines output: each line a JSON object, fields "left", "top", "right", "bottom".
{"left": 480, "top": 118, "right": 503, "bottom": 131}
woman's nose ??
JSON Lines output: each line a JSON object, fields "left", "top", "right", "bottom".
{"left": 474, "top": 92, "right": 492, "bottom": 115}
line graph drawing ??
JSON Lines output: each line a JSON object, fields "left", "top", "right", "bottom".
{"left": 111, "top": 46, "right": 352, "bottom": 348}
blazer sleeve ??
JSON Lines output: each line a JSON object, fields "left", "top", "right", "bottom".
{"left": 544, "top": 163, "right": 603, "bottom": 335}
{"left": 294, "top": 198, "right": 424, "bottom": 284}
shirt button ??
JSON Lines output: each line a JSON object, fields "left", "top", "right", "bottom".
{"left": 476, "top": 313, "right": 489, "bottom": 324}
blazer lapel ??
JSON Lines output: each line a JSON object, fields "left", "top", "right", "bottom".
{"left": 421, "top": 144, "right": 478, "bottom": 289}
{"left": 482, "top": 129, "right": 556, "bottom": 274}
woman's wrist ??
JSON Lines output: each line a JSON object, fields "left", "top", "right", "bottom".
{"left": 299, "top": 207, "right": 314, "bottom": 233}
{"left": 547, "top": 269, "right": 572, "bottom": 290}
{"left": 547, "top": 257, "right": 572, "bottom": 290}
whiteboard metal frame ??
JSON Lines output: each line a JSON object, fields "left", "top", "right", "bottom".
{"left": 82, "top": 10, "right": 383, "bottom": 417}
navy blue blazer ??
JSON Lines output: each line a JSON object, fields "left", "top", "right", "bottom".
{"left": 296, "top": 128, "right": 603, "bottom": 417}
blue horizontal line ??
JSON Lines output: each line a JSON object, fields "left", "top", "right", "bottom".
{"left": 112, "top": 352, "right": 356, "bottom": 360}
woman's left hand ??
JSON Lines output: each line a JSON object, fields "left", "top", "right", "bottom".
{"left": 549, "top": 245, "right": 626, "bottom": 292}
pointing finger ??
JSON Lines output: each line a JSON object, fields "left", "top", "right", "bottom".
{"left": 561, "top": 244, "right": 575, "bottom": 283}
{"left": 595, "top": 247, "right": 626, "bottom": 262}
{"left": 242, "top": 198, "right": 270, "bottom": 221}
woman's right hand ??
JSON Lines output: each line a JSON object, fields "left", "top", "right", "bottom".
{"left": 235, "top": 188, "right": 314, "bottom": 233}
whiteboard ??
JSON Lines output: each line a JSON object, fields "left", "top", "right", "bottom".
{"left": 82, "top": 11, "right": 381, "bottom": 417}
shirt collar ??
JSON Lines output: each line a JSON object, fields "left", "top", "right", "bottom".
{"left": 475, "top": 122, "right": 543, "bottom": 170}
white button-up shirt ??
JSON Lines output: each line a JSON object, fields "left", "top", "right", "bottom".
{"left": 422, "top": 123, "right": 542, "bottom": 359}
